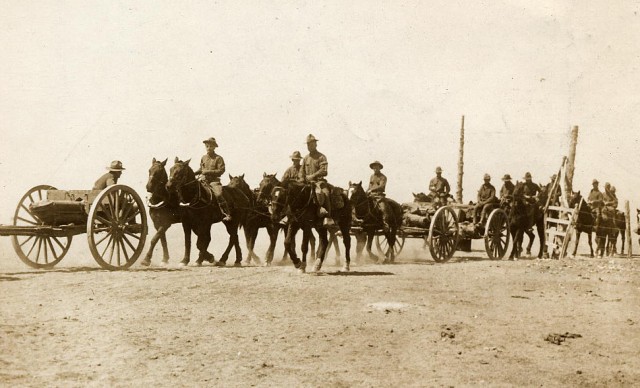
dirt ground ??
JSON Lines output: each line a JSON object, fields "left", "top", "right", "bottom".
{"left": 1, "top": 234, "right": 640, "bottom": 387}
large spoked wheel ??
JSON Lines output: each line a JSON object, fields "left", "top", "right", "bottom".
{"left": 375, "top": 229, "right": 406, "bottom": 260}
{"left": 484, "top": 208, "right": 510, "bottom": 260}
{"left": 87, "top": 185, "right": 148, "bottom": 270}
{"left": 11, "top": 185, "right": 72, "bottom": 269}
{"left": 427, "top": 206, "right": 459, "bottom": 262}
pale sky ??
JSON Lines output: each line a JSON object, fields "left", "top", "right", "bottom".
{"left": 1, "top": 1, "right": 639, "bottom": 259}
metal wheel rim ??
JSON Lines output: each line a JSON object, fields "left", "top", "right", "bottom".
{"left": 427, "top": 206, "right": 459, "bottom": 262}
{"left": 375, "top": 230, "right": 406, "bottom": 258}
{"left": 11, "top": 185, "right": 71, "bottom": 269}
{"left": 484, "top": 209, "right": 510, "bottom": 260}
{"left": 87, "top": 185, "right": 148, "bottom": 270}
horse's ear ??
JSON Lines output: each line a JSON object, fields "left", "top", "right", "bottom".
{"left": 273, "top": 173, "right": 278, "bottom": 178}
{"left": 174, "top": 157, "right": 179, "bottom": 163}
{"left": 185, "top": 158, "right": 191, "bottom": 166}
{"left": 229, "top": 173, "right": 233, "bottom": 180}
{"left": 358, "top": 181, "right": 362, "bottom": 186}
{"left": 240, "top": 173, "right": 244, "bottom": 179}
{"left": 152, "top": 157, "right": 157, "bottom": 164}
{"left": 263, "top": 172, "right": 267, "bottom": 178}
{"left": 161, "top": 158, "right": 167, "bottom": 167}
{"left": 348, "top": 180, "right": 352, "bottom": 186}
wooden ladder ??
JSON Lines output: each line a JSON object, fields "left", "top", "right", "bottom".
{"left": 543, "top": 157, "right": 577, "bottom": 259}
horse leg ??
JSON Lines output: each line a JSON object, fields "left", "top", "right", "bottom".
{"left": 365, "top": 229, "right": 379, "bottom": 263}
{"left": 620, "top": 232, "right": 625, "bottom": 255}
{"left": 387, "top": 229, "right": 397, "bottom": 263}
{"left": 331, "top": 231, "right": 342, "bottom": 265}
{"left": 195, "top": 226, "right": 213, "bottom": 266}
{"left": 142, "top": 224, "right": 168, "bottom": 265}
{"left": 181, "top": 222, "right": 192, "bottom": 266}
{"left": 586, "top": 231, "right": 594, "bottom": 258}
{"left": 160, "top": 234, "right": 170, "bottom": 264}
{"left": 284, "top": 224, "right": 303, "bottom": 272}
{"left": 537, "top": 220, "right": 545, "bottom": 259}
{"left": 309, "top": 231, "right": 317, "bottom": 262}
{"left": 572, "top": 230, "right": 582, "bottom": 257}
{"left": 524, "top": 229, "right": 534, "bottom": 256}
{"left": 339, "top": 223, "right": 351, "bottom": 271}
{"left": 313, "top": 227, "right": 329, "bottom": 272}
{"left": 228, "top": 222, "right": 243, "bottom": 266}
{"left": 264, "top": 225, "right": 278, "bottom": 266}
{"left": 354, "top": 232, "right": 366, "bottom": 262}
{"left": 509, "top": 228, "right": 522, "bottom": 260}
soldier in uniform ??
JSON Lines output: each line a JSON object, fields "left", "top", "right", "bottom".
{"left": 298, "top": 134, "right": 334, "bottom": 225}
{"left": 429, "top": 166, "right": 450, "bottom": 205}
{"left": 281, "top": 151, "right": 302, "bottom": 183}
{"left": 522, "top": 172, "right": 540, "bottom": 204}
{"left": 367, "top": 160, "right": 390, "bottom": 229}
{"left": 473, "top": 174, "right": 498, "bottom": 226}
{"left": 93, "top": 160, "right": 125, "bottom": 190}
{"left": 587, "top": 179, "right": 604, "bottom": 225}
{"left": 499, "top": 174, "right": 515, "bottom": 205}
{"left": 195, "top": 137, "right": 231, "bottom": 221}
{"left": 603, "top": 182, "right": 618, "bottom": 213}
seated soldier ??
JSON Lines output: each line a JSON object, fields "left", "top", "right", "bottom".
{"left": 603, "top": 182, "right": 618, "bottom": 216}
{"left": 282, "top": 151, "right": 302, "bottom": 183}
{"left": 429, "top": 166, "right": 450, "bottom": 206}
{"left": 298, "top": 134, "right": 334, "bottom": 226}
{"left": 587, "top": 179, "right": 604, "bottom": 225}
{"left": 195, "top": 137, "right": 231, "bottom": 221}
{"left": 473, "top": 173, "right": 498, "bottom": 226}
{"left": 522, "top": 172, "right": 540, "bottom": 204}
{"left": 499, "top": 174, "right": 515, "bottom": 206}
{"left": 93, "top": 160, "right": 125, "bottom": 190}
{"left": 367, "top": 160, "right": 390, "bottom": 229}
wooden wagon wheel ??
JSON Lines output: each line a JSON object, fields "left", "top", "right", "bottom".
{"left": 87, "top": 185, "right": 148, "bottom": 270}
{"left": 11, "top": 185, "right": 71, "bottom": 269}
{"left": 375, "top": 229, "right": 406, "bottom": 260}
{"left": 427, "top": 206, "right": 459, "bottom": 262}
{"left": 484, "top": 208, "right": 510, "bottom": 260}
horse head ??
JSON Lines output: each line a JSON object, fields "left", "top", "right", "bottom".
{"left": 257, "top": 173, "right": 280, "bottom": 204}
{"left": 569, "top": 191, "right": 582, "bottom": 208}
{"left": 269, "top": 185, "right": 287, "bottom": 222}
{"left": 147, "top": 157, "right": 168, "bottom": 193}
{"left": 412, "top": 192, "right": 431, "bottom": 203}
{"left": 166, "top": 157, "right": 195, "bottom": 192}
{"left": 347, "top": 181, "right": 365, "bottom": 203}
{"left": 228, "top": 174, "right": 251, "bottom": 193}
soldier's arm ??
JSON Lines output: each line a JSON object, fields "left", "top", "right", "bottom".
{"left": 444, "top": 179, "right": 451, "bottom": 194}
{"left": 298, "top": 161, "right": 307, "bottom": 182}
{"left": 210, "top": 157, "right": 226, "bottom": 176}
{"left": 429, "top": 179, "right": 436, "bottom": 192}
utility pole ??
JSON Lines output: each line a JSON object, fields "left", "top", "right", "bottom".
{"left": 456, "top": 115, "right": 464, "bottom": 203}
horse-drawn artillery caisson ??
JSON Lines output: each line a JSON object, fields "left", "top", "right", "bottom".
{"left": 0, "top": 184, "right": 148, "bottom": 269}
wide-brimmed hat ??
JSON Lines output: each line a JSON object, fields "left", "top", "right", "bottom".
{"left": 435, "top": 166, "right": 443, "bottom": 173}
{"left": 592, "top": 179, "right": 599, "bottom": 184}
{"left": 369, "top": 160, "right": 383, "bottom": 169}
{"left": 290, "top": 151, "right": 302, "bottom": 160}
{"left": 523, "top": 172, "right": 532, "bottom": 180}
{"left": 107, "top": 160, "right": 125, "bottom": 171}
{"left": 502, "top": 174, "right": 512, "bottom": 181}
{"left": 305, "top": 134, "right": 319, "bottom": 143}
{"left": 483, "top": 173, "right": 491, "bottom": 180}
{"left": 203, "top": 137, "right": 218, "bottom": 147}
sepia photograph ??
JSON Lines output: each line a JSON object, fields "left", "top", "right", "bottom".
{"left": 1, "top": 1, "right": 639, "bottom": 386}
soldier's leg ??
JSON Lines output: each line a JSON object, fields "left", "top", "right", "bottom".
{"left": 314, "top": 184, "right": 328, "bottom": 217}
{"left": 473, "top": 203, "right": 481, "bottom": 224}
{"left": 481, "top": 203, "right": 492, "bottom": 224}
{"left": 378, "top": 199, "right": 390, "bottom": 230}
{"left": 212, "top": 183, "right": 232, "bottom": 221}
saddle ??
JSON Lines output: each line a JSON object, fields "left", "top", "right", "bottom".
{"left": 311, "top": 182, "right": 345, "bottom": 210}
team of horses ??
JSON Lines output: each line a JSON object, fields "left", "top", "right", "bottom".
{"left": 142, "top": 158, "right": 631, "bottom": 271}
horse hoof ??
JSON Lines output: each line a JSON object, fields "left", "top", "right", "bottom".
{"left": 233, "top": 262, "right": 242, "bottom": 268}
{"left": 263, "top": 261, "right": 271, "bottom": 267}
{"left": 140, "top": 259, "right": 151, "bottom": 267}
{"left": 312, "top": 259, "right": 322, "bottom": 272}
{"left": 195, "top": 262, "right": 202, "bottom": 267}
{"left": 341, "top": 264, "right": 350, "bottom": 272}
{"left": 160, "top": 261, "right": 169, "bottom": 267}
{"left": 179, "top": 261, "right": 189, "bottom": 267}
{"left": 214, "top": 261, "right": 226, "bottom": 267}
{"left": 297, "top": 266, "right": 306, "bottom": 274}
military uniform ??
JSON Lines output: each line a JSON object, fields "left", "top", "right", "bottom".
{"left": 587, "top": 183, "right": 604, "bottom": 224}
{"left": 197, "top": 137, "right": 231, "bottom": 220}
{"left": 93, "top": 160, "right": 125, "bottom": 190}
{"left": 299, "top": 134, "right": 332, "bottom": 222}
{"left": 282, "top": 165, "right": 301, "bottom": 182}
{"left": 500, "top": 181, "right": 515, "bottom": 203}
{"left": 603, "top": 188, "right": 618, "bottom": 218}
{"left": 473, "top": 178, "right": 498, "bottom": 224}
{"left": 368, "top": 172, "right": 387, "bottom": 196}
{"left": 429, "top": 167, "right": 450, "bottom": 205}
{"left": 522, "top": 181, "right": 540, "bottom": 204}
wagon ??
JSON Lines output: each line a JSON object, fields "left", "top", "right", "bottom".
{"left": 372, "top": 200, "right": 510, "bottom": 263}
{"left": 0, "top": 184, "right": 148, "bottom": 270}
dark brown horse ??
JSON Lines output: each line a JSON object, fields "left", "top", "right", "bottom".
{"left": 569, "top": 191, "right": 595, "bottom": 257}
{"left": 607, "top": 210, "right": 626, "bottom": 256}
{"left": 347, "top": 181, "right": 403, "bottom": 263}
{"left": 264, "top": 179, "right": 351, "bottom": 273}
{"left": 141, "top": 158, "right": 191, "bottom": 266}
{"left": 165, "top": 158, "right": 248, "bottom": 266}
{"left": 508, "top": 182, "right": 545, "bottom": 260}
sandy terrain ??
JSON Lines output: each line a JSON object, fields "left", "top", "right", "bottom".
{"left": 1, "top": 233, "right": 639, "bottom": 387}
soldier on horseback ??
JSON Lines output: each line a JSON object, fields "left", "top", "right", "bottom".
{"left": 282, "top": 151, "right": 302, "bottom": 183}
{"left": 499, "top": 174, "right": 515, "bottom": 206}
{"left": 588, "top": 179, "right": 604, "bottom": 226}
{"left": 429, "top": 166, "right": 450, "bottom": 206}
{"left": 603, "top": 182, "right": 618, "bottom": 213}
{"left": 367, "top": 160, "right": 391, "bottom": 230}
{"left": 522, "top": 172, "right": 540, "bottom": 204}
{"left": 195, "top": 137, "right": 232, "bottom": 221}
{"left": 473, "top": 173, "right": 498, "bottom": 226}
{"left": 298, "top": 134, "right": 334, "bottom": 226}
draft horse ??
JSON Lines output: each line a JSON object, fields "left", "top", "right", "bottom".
{"left": 264, "top": 179, "right": 351, "bottom": 273}
{"left": 568, "top": 191, "right": 596, "bottom": 258}
{"left": 141, "top": 157, "right": 190, "bottom": 266}
{"left": 166, "top": 158, "right": 249, "bottom": 266}
{"left": 347, "top": 181, "right": 403, "bottom": 263}
{"left": 508, "top": 182, "right": 545, "bottom": 260}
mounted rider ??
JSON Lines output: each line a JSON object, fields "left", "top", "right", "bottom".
{"left": 473, "top": 173, "right": 498, "bottom": 226}
{"left": 195, "top": 137, "right": 232, "bottom": 221}
{"left": 93, "top": 160, "right": 125, "bottom": 190}
{"left": 298, "top": 134, "right": 334, "bottom": 226}
{"left": 429, "top": 166, "right": 450, "bottom": 206}
{"left": 603, "top": 182, "right": 618, "bottom": 216}
{"left": 587, "top": 179, "right": 604, "bottom": 225}
{"left": 282, "top": 151, "right": 302, "bottom": 183}
{"left": 522, "top": 172, "right": 540, "bottom": 204}
{"left": 367, "top": 160, "right": 391, "bottom": 229}
{"left": 499, "top": 174, "right": 515, "bottom": 206}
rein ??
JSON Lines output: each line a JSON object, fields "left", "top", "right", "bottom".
{"left": 177, "top": 179, "right": 211, "bottom": 209}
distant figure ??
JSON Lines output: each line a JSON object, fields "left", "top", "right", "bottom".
{"left": 499, "top": 174, "right": 515, "bottom": 205}
{"left": 93, "top": 160, "right": 125, "bottom": 190}
{"left": 195, "top": 137, "right": 231, "bottom": 221}
{"left": 298, "top": 134, "right": 334, "bottom": 225}
{"left": 603, "top": 182, "right": 618, "bottom": 212}
{"left": 367, "top": 160, "right": 390, "bottom": 228}
{"left": 473, "top": 174, "right": 498, "bottom": 225}
{"left": 587, "top": 179, "right": 604, "bottom": 224}
{"left": 281, "top": 151, "right": 302, "bottom": 183}
{"left": 429, "top": 166, "right": 450, "bottom": 205}
{"left": 522, "top": 172, "right": 540, "bottom": 204}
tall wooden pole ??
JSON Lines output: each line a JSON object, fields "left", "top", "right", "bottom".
{"left": 565, "top": 125, "right": 579, "bottom": 194}
{"left": 456, "top": 115, "right": 464, "bottom": 203}
{"left": 625, "top": 200, "right": 632, "bottom": 258}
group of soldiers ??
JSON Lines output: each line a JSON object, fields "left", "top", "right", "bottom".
{"left": 92, "top": 135, "right": 621, "bottom": 230}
